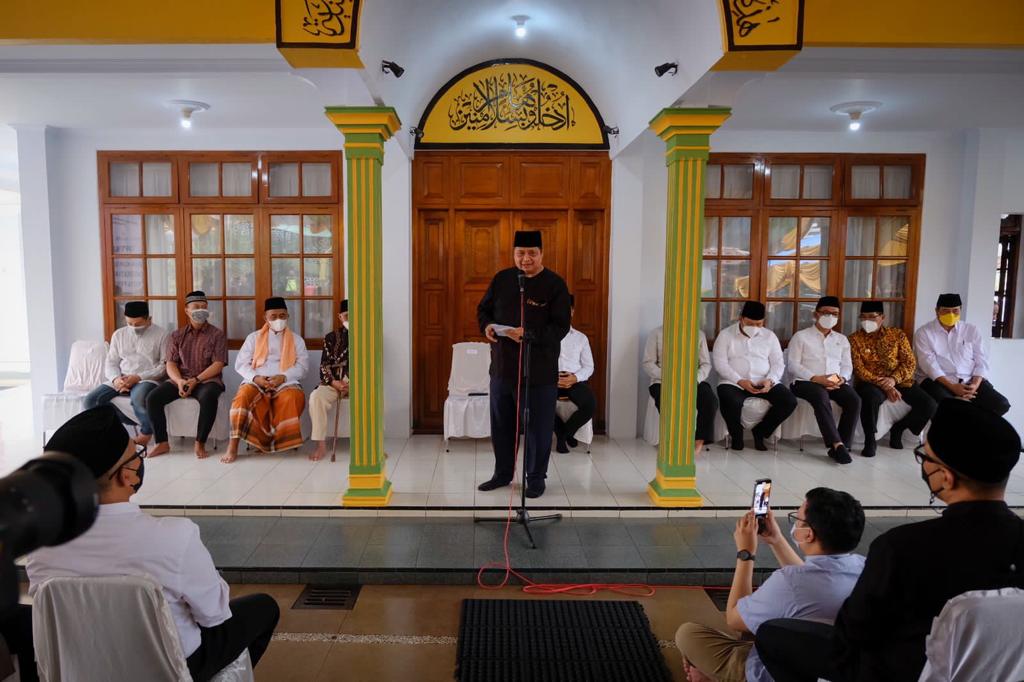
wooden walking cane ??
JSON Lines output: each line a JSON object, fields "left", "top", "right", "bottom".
{"left": 329, "top": 385, "right": 342, "bottom": 463}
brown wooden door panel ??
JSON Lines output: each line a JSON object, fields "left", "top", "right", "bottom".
{"left": 453, "top": 157, "right": 510, "bottom": 207}
{"left": 415, "top": 157, "right": 450, "bottom": 206}
{"left": 512, "top": 157, "right": 570, "bottom": 207}
{"left": 572, "top": 156, "right": 608, "bottom": 207}
{"left": 454, "top": 211, "right": 511, "bottom": 343}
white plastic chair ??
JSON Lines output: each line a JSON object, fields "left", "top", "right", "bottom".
{"left": 41, "top": 340, "right": 109, "bottom": 442}
{"left": 443, "top": 342, "right": 492, "bottom": 449}
{"left": 918, "top": 587, "right": 1024, "bottom": 682}
{"left": 643, "top": 395, "right": 660, "bottom": 445}
{"left": 32, "top": 575, "right": 252, "bottom": 682}
{"left": 165, "top": 391, "right": 232, "bottom": 447}
{"left": 554, "top": 398, "right": 593, "bottom": 453}
{"left": 711, "top": 396, "right": 781, "bottom": 451}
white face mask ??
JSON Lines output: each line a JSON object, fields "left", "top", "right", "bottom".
{"left": 861, "top": 320, "right": 880, "bottom": 334}
{"left": 818, "top": 315, "right": 838, "bottom": 330}
{"left": 790, "top": 523, "right": 807, "bottom": 546}
{"left": 742, "top": 324, "right": 762, "bottom": 339}
{"left": 269, "top": 319, "right": 288, "bottom": 332}
{"left": 131, "top": 325, "right": 147, "bottom": 335}
{"left": 342, "top": 320, "right": 349, "bottom": 331}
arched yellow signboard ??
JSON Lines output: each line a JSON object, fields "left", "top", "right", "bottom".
{"left": 416, "top": 59, "right": 608, "bottom": 150}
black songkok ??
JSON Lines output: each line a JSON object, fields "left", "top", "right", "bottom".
{"left": 264, "top": 297, "right": 288, "bottom": 312}
{"left": 927, "top": 400, "right": 1021, "bottom": 483}
{"left": 45, "top": 405, "right": 130, "bottom": 479}
{"left": 124, "top": 301, "right": 149, "bottom": 318}
{"left": 340, "top": 299, "right": 348, "bottom": 313}
{"left": 860, "top": 300, "right": 884, "bottom": 314}
{"left": 185, "top": 291, "right": 207, "bottom": 305}
{"left": 741, "top": 301, "right": 766, "bottom": 321}
{"left": 816, "top": 296, "right": 841, "bottom": 310}
{"left": 936, "top": 293, "right": 962, "bottom": 308}
{"left": 513, "top": 231, "right": 542, "bottom": 249}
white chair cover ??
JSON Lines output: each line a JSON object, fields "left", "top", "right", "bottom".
{"left": 444, "top": 342, "right": 492, "bottom": 443}
{"left": 918, "top": 588, "right": 1024, "bottom": 682}
{"left": 32, "top": 575, "right": 252, "bottom": 682}
{"left": 643, "top": 395, "right": 659, "bottom": 446}
{"left": 554, "top": 399, "right": 593, "bottom": 446}
{"left": 444, "top": 396, "right": 490, "bottom": 440}
{"left": 785, "top": 395, "right": 922, "bottom": 448}
{"left": 165, "top": 391, "right": 232, "bottom": 444}
{"left": 713, "top": 397, "right": 781, "bottom": 442}
{"left": 42, "top": 340, "right": 109, "bottom": 434}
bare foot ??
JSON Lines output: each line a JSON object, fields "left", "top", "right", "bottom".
{"left": 194, "top": 442, "right": 209, "bottom": 460}
{"left": 309, "top": 442, "right": 327, "bottom": 462}
{"left": 149, "top": 442, "right": 171, "bottom": 458}
{"left": 135, "top": 433, "right": 152, "bottom": 447}
{"left": 220, "top": 450, "right": 238, "bottom": 464}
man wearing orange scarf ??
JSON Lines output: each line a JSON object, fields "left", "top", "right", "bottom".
{"left": 223, "top": 297, "right": 309, "bottom": 463}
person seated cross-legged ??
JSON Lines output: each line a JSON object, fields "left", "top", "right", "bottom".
{"left": 223, "top": 297, "right": 309, "bottom": 464}
{"left": 309, "top": 299, "right": 350, "bottom": 462}
{"left": 554, "top": 295, "right": 596, "bottom": 453}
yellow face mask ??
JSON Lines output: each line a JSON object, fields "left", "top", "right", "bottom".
{"left": 939, "top": 313, "right": 960, "bottom": 327}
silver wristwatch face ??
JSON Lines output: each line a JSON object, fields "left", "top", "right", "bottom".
{"left": 737, "top": 550, "right": 755, "bottom": 561}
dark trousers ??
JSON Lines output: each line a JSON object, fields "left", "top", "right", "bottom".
{"left": 856, "top": 382, "right": 936, "bottom": 445}
{"left": 186, "top": 594, "right": 280, "bottom": 682}
{"left": 84, "top": 382, "right": 159, "bottom": 435}
{"left": 0, "top": 605, "right": 38, "bottom": 682}
{"left": 649, "top": 382, "right": 718, "bottom": 442}
{"left": 920, "top": 378, "right": 1011, "bottom": 416}
{"left": 791, "top": 381, "right": 861, "bottom": 448}
{"left": 489, "top": 377, "right": 558, "bottom": 485}
{"left": 717, "top": 384, "right": 797, "bottom": 442}
{"left": 555, "top": 382, "right": 596, "bottom": 439}
{"left": 147, "top": 380, "right": 225, "bottom": 444}
{"left": 755, "top": 618, "right": 845, "bottom": 682}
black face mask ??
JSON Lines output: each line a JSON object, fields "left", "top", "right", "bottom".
{"left": 920, "top": 463, "right": 944, "bottom": 505}
{"left": 129, "top": 459, "right": 145, "bottom": 493}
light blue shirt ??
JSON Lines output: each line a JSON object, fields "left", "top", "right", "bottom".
{"left": 737, "top": 553, "right": 866, "bottom": 682}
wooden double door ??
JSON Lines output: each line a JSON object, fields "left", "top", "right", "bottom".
{"left": 412, "top": 151, "right": 611, "bottom": 433}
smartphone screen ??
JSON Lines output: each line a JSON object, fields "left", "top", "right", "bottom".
{"left": 752, "top": 478, "right": 772, "bottom": 517}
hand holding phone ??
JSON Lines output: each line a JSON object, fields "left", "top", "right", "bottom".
{"left": 752, "top": 478, "right": 772, "bottom": 533}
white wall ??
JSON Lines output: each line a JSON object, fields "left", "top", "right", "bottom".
{"left": 380, "top": 137, "right": 412, "bottom": 437}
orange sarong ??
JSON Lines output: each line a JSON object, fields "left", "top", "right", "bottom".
{"left": 230, "top": 384, "right": 305, "bottom": 453}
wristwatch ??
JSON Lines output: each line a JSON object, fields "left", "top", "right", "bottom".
{"left": 736, "top": 550, "right": 756, "bottom": 562}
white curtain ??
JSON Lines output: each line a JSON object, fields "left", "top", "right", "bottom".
{"left": 722, "top": 164, "right": 753, "bottom": 199}
{"left": 222, "top": 163, "right": 252, "bottom": 197}
{"left": 883, "top": 165, "right": 912, "bottom": 199}
{"left": 851, "top": 165, "right": 880, "bottom": 199}
{"left": 110, "top": 163, "right": 139, "bottom": 197}
{"left": 302, "top": 163, "right": 332, "bottom": 196}
{"left": 141, "top": 162, "right": 172, "bottom": 197}
{"left": 770, "top": 165, "right": 800, "bottom": 199}
{"left": 270, "top": 163, "right": 300, "bottom": 197}
{"left": 189, "top": 163, "right": 219, "bottom": 197}
{"left": 803, "top": 165, "right": 833, "bottom": 199}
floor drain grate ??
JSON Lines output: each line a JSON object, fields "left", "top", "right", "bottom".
{"left": 292, "top": 584, "right": 362, "bottom": 610}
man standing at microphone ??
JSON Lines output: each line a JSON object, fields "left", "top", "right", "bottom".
{"left": 477, "top": 230, "right": 571, "bottom": 499}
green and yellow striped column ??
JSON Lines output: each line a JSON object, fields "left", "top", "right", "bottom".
{"left": 647, "top": 107, "right": 731, "bottom": 507}
{"left": 325, "top": 106, "right": 401, "bottom": 506}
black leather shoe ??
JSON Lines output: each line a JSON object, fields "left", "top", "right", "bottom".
{"left": 862, "top": 443, "right": 877, "bottom": 458}
{"left": 477, "top": 478, "right": 512, "bottom": 492}
{"left": 525, "top": 480, "right": 546, "bottom": 498}
{"left": 566, "top": 435, "right": 579, "bottom": 448}
{"left": 555, "top": 438, "right": 569, "bottom": 454}
{"left": 752, "top": 432, "right": 768, "bottom": 452}
{"left": 889, "top": 428, "right": 905, "bottom": 449}
{"left": 729, "top": 435, "right": 745, "bottom": 451}
{"left": 828, "top": 444, "right": 853, "bottom": 464}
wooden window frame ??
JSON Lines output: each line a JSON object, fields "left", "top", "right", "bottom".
{"left": 99, "top": 152, "right": 179, "bottom": 204}
{"left": 843, "top": 154, "right": 925, "bottom": 207}
{"left": 763, "top": 154, "right": 842, "bottom": 208}
{"left": 260, "top": 151, "right": 341, "bottom": 205}
{"left": 704, "top": 154, "right": 764, "bottom": 209}
{"left": 178, "top": 152, "right": 260, "bottom": 205}
{"left": 994, "top": 215, "right": 1022, "bottom": 338}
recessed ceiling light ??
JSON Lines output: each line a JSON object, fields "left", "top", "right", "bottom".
{"left": 167, "top": 99, "right": 210, "bottom": 130}
{"left": 512, "top": 15, "right": 529, "bottom": 39}
{"left": 830, "top": 101, "right": 881, "bottom": 132}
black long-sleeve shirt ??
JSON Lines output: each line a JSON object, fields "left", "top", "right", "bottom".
{"left": 477, "top": 267, "right": 571, "bottom": 386}
{"left": 832, "top": 500, "right": 1024, "bottom": 682}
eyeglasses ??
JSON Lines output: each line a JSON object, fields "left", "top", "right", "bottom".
{"left": 786, "top": 512, "right": 812, "bottom": 530}
{"left": 109, "top": 444, "right": 147, "bottom": 479}
{"left": 913, "top": 445, "right": 940, "bottom": 467}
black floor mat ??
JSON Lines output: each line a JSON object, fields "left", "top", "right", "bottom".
{"left": 455, "top": 599, "right": 671, "bottom": 682}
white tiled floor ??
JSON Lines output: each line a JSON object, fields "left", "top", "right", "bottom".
{"left": 4, "top": 384, "right": 1024, "bottom": 510}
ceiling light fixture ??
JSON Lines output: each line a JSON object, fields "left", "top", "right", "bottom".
{"left": 512, "top": 15, "right": 529, "bottom": 39}
{"left": 168, "top": 100, "right": 209, "bottom": 130}
{"left": 654, "top": 62, "right": 679, "bottom": 78}
{"left": 381, "top": 60, "right": 405, "bottom": 78}
{"left": 830, "top": 101, "right": 881, "bottom": 132}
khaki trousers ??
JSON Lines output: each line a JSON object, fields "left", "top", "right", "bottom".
{"left": 309, "top": 384, "right": 342, "bottom": 442}
{"left": 675, "top": 622, "right": 751, "bottom": 682}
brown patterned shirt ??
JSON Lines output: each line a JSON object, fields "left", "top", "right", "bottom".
{"left": 168, "top": 323, "right": 228, "bottom": 386}
{"left": 848, "top": 326, "right": 916, "bottom": 387}
{"left": 320, "top": 327, "right": 349, "bottom": 385}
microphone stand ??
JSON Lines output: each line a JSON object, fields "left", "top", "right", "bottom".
{"left": 476, "top": 271, "right": 561, "bottom": 549}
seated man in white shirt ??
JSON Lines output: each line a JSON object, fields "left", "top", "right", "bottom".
{"left": 914, "top": 292, "right": 1010, "bottom": 416}
{"left": 223, "top": 297, "right": 310, "bottom": 463}
{"left": 554, "top": 295, "right": 596, "bottom": 453}
{"left": 788, "top": 296, "right": 861, "bottom": 464}
{"left": 27, "top": 406, "right": 280, "bottom": 682}
{"left": 675, "top": 488, "right": 866, "bottom": 682}
{"left": 713, "top": 301, "right": 797, "bottom": 451}
{"left": 83, "top": 300, "right": 168, "bottom": 446}
{"left": 643, "top": 325, "right": 718, "bottom": 457}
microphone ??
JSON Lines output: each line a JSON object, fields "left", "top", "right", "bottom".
{"left": 517, "top": 269, "right": 525, "bottom": 293}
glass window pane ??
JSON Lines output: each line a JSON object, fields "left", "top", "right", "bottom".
{"left": 842, "top": 302, "right": 860, "bottom": 335}
{"left": 766, "top": 259, "right": 794, "bottom": 297}
{"left": 147, "top": 258, "right": 175, "bottom": 296}
{"left": 269, "top": 162, "right": 300, "bottom": 197}
{"left": 883, "top": 165, "right": 912, "bottom": 199}
{"left": 226, "top": 300, "right": 255, "bottom": 339}
{"left": 270, "top": 215, "right": 301, "bottom": 254}
{"left": 720, "top": 260, "right": 751, "bottom": 298}
{"left": 303, "top": 258, "right": 332, "bottom": 296}
{"left": 144, "top": 215, "right": 175, "bottom": 254}
{"left": 113, "top": 259, "right": 144, "bottom": 296}
{"left": 303, "top": 215, "right": 333, "bottom": 254}
{"left": 851, "top": 165, "right": 881, "bottom": 199}
{"left": 305, "top": 300, "right": 333, "bottom": 339}
{"left": 722, "top": 165, "right": 753, "bottom": 199}
{"left": 721, "top": 217, "right": 751, "bottom": 255}
{"left": 701, "top": 260, "right": 718, "bottom": 297}
{"left": 767, "top": 301, "right": 794, "bottom": 342}
{"left": 149, "top": 300, "right": 177, "bottom": 331}
{"left": 272, "top": 258, "right": 301, "bottom": 296}
{"left": 111, "top": 215, "right": 143, "bottom": 254}
{"left": 844, "top": 260, "right": 874, "bottom": 298}
{"left": 768, "top": 217, "right": 798, "bottom": 256}
{"left": 846, "top": 217, "right": 876, "bottom": 256}
{"left": 800, "top": 217, "right": 829, "bottom": 256}
{"left": 877, "top": 260, "right": 907, "bottom": 298}
{"left": 703, "top": 217, "right": 719, "bottom": 256}
{"left": 721, "top": 301, "right": 745, "bottom": 329}
{"left": 142, "top": 162, "right": 172, "bottom": 197}
{"left": 701, "top": 301, "right": 717, "bottom": 342}
{"left": 302, "top": 163, "right": 332, "bottom": 196}
{"left": 110, "top": 162, "right": 139, "bottom": 197}
{"left": 878, "top": 217, "right": 909, "bottom": 257}
{"left": 224, "top": 215, "right": 254, "bottom": 254}
{"left": 192, "top": 258, "right": 223, "bottom": 296}
{"left": 191, "top": 214, "right": 221, "bottom": 254}
{"left": 285, "top": 299, "right": 302, "bottom": 333}
{"left": 798, "top": 302, "right": 817, "bottom": 331}
{"left": 189, "top": 163, "right": 219, "bottom": 197}
{"left": 770, "top": 165, "right": 800, "bottom": 199}
{"left": 225, "top": 258, "right": 255, "bottom": 297}
{"left": 886, "top": 302, "right": 904, "bottom": 328}
{"left": 799, "top": 260, "right": 827, "bottom": 298}
{"left": 205, "top": 300, "right": 224, "bottom": 333}
{"left": 704, "top": 165, "right": 721, "bottom": 199}
{"left": 222, "top": 162, "right": 252, "bottom": 197}
{"left": 803, "top": 165, "right": 833, "bottom": 199}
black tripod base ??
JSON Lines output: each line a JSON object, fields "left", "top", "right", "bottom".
{"left": 475, "top": 508, "right": 562, "bottom": 549}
